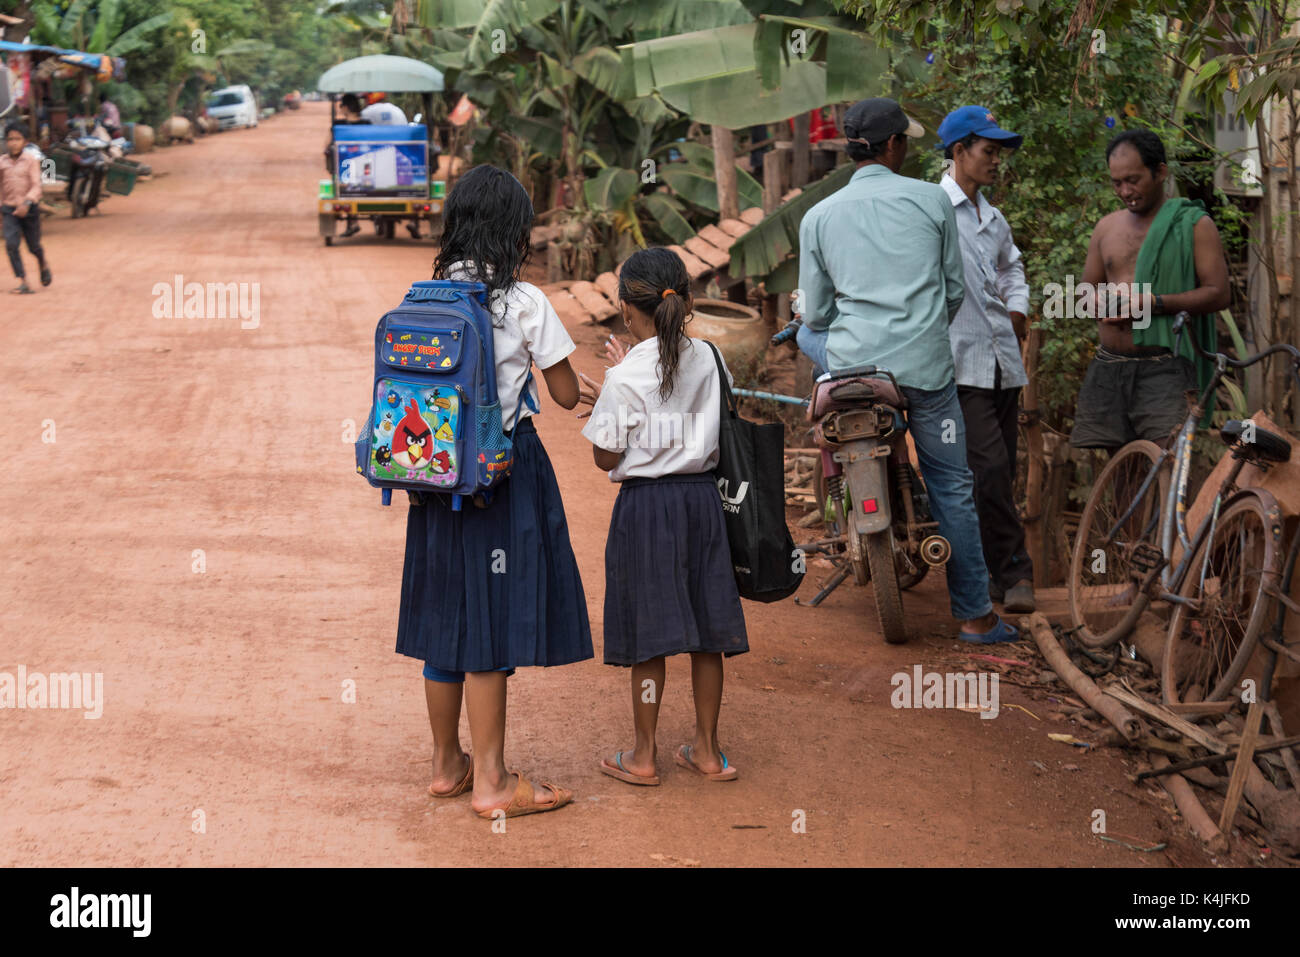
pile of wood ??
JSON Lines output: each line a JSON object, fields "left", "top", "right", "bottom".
{"left": 1020, "top": 613, "right": 1300, "bottom": 861}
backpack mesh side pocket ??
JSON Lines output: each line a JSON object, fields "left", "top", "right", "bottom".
{"left": 475, "top": 401, "right": 514, "bottom": 489}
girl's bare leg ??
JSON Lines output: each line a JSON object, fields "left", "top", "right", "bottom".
{"left": 688, "top": 652, "right": 726, "bottom": 773}
{"left": 424, "top": 678, "right": 467, "bottom": 792}
{"left": 464, "top": 671, "right": 557, "bottom": 811}
{"left": 613, "top": 656, "right": 665, "bottom": 777}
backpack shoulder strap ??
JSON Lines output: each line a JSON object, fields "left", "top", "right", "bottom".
{"left": 704, "top": 340, "right": 737, "bottom": 419}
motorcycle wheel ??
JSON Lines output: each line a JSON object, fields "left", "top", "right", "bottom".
{"left": 864, "top": 529, "right": 908, "bottom": 644}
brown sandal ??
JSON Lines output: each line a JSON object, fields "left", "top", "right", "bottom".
{"left": 428, "top": 753, "right": 473, "bottom": 798}
{"left": 475, "top": 771, "right": 572, "bottom": 819}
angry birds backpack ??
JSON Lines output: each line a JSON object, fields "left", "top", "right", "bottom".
{"left": 355, "top": 280, "right": 536, "bottom": 509}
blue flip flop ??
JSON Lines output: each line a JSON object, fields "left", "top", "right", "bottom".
{"left": 958, "top": 615, "right": 1021, "bottom": 645}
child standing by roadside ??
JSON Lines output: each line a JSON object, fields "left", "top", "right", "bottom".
{"left": 577, "top": 247, "right": 748, "bottom": 785}
{"left": 1, "top": 122, "right": 52, "bottom": 295}
{"left": 397, "top": 165, "right": 592, "bottom": 819}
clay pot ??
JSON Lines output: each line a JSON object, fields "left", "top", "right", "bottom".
{"left": 689, "top": 298, "right": 765, "bottom": 371}
{"left": 130, "top": 123, "right": 154, "bottom": 153}
{"left": 159, "top": 115, "right": 194, "bottom": 144}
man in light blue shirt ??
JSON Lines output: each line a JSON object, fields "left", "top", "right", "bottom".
{"left": 938, "top": 105, "right": 1036, "bottom": 614}
{"left": 797, "top": 98, "right": 1013, "bottom": 644}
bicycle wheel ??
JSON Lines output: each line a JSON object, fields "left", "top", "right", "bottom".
{"left": 1068, "top": 441, "right": 1170, "bottom": 647}
{"left": 1162, "top": 492, "right": 1283, "bottom": 705}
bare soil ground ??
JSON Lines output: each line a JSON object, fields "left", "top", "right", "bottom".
{"left": 0, "top": 102, "right": 1212, "bottom": 866}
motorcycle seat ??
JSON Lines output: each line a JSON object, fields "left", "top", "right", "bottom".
{"left": 809, "top": 375, "right": 908, "bottom": 421}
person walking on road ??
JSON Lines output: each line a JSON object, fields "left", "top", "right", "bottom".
{"left": 1, "top": 122, "right": 52, "bottom": 295}
{"left": 936, "top": 105, "right": 1035, "bottom": 613}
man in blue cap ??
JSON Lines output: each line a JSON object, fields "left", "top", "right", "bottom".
{"left": 936, "top": 105, "right": 1036, "bottom": 614}
{"left": 797, "top": 97, "right": 1016, "bottom": 644}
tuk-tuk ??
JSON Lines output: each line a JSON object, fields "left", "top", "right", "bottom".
{"left": 316, "top": 55, "right": 454, "bottom": 246}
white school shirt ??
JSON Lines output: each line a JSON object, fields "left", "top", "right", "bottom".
{"left": 445, "top": 262, "right": 575, "bottom": 430}
{"left": 582, "top": 336, "right": 732, "bottom": 482}
{"left": 940, "top": 173, "right": 1030, "bottom": 390}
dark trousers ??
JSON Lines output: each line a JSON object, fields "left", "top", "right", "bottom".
{"left": 957, "top": 365, "right": 1032, "bottom": 590}
{"left": 2, "top": 205, "right": 45, "bottom": 280}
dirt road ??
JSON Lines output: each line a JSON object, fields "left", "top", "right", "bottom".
{"left": 0, "top": 103, "right": 1199, "bottom": 866}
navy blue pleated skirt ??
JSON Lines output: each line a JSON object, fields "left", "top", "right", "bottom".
{"left": 395, "top": 418, "right": 594, "bottom": 673}
{"left": 603, "top": 472, "right": 748, "bottom": 666}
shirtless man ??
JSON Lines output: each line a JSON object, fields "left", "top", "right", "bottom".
{"left": 1070, "top": 129, "right": 1231, "bottom": 451}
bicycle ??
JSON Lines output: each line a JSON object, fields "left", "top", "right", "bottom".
{"left": 1067, "top": 312, "right": 1300, "bottom": 705}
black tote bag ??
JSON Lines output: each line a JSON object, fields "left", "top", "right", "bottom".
{"left": 705, "top": 341, "right": 804, "bottom": 602}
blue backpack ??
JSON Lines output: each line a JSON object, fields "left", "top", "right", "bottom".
{"left": 354, "top": 280, "right": 535, "bottom": 509}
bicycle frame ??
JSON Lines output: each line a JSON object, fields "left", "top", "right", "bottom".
{"left": 1098, "top": 315, "right": 1300, "bottom": 612}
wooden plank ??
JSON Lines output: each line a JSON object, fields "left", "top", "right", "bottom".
{"left": 1218, "top": 701, "right": 1264, "bottom": 835}
{"left": 547, "top": 289, "right": 591, "bottom": 328}
{"left": 717, "top": 218, "right": 752, "bottom": 239}
{"left": 684, "top": 236, "right": 731, "bottom": 269}
{"left": 569, "top": 281, "right": 618, "bottom": 322}
{"left": 698, "top": 223, "right": 737, "bottom": 251}
{"left": 1102, "top": 683, "right": 1229, "bottom": 753}
{"left": 740, "top": 205, "right": 766, "bottom": 226}
{"left": 667, "top": 244, "right": 712, "bottom": 280}
{"left": 594, "top": 271, "right": 620, "bottom": 303}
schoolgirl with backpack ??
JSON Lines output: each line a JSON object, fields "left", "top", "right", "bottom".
{"left": 357, "top": 165, "right": 592, "bottom": 820}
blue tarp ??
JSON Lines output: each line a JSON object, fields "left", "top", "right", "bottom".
{"left": 333, "top": 124, "right": 427, "bottom": 142}
{"left": 0, "top": 40, "right": 125, "bottom": 79}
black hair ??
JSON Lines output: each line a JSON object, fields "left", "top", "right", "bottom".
{"left": 943, "top": 132, "right": 982, "bottom": 161}
{"left": 5, "top": 121, "right": 29, "bottom": 140}
{"left": 617, "top": 247, "right": 691, "bottom": 402}
{"left": 432, "top": 165, "right": 534, "bottom": 325}
{"left": 845, "top": 130, "right": 901, "bottom": 163}
{"left": 99, "top": 91, "right": 110, "bottom": 105}
{"left": 1106, "top": 128, "right": 1166, "bottom": 174}
{"left": 340, "top": 93, "right": 363, "bottom": 114}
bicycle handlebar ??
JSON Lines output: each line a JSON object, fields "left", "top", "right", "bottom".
{"left": 1172, "top": 311, "right": 1300, "bottom": 369}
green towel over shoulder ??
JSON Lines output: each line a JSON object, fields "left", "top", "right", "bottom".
{"left": 1133, "top": 197, "right": 1217, "bottom": 421}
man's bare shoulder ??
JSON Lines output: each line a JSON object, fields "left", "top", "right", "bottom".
{"left": 1092, "top": 209, "right": 1127, "bottom": 238}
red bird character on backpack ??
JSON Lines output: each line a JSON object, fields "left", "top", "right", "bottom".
{"left": 392, "top": 398, "right": 433, "bottom": 469}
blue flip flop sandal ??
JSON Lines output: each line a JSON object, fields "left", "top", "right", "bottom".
{"left": 958, "top": 615, "right": 1021, "bottom": 645}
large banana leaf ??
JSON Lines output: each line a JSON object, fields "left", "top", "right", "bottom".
{"left": 107, "top": 13, "right": 173, "bottom": 57}
{"left": 585, "top": 166, "right": 640, "bottom": 210}
{"left": 416, "top": 0, "right": 559, "bottom": 32}
{"left": 631, "top": 0, "right": 755, "bottom": 40}
{"left": 728, "top": 159, "right": 854, "bottom": 280}
{"left": 656, "top": 140, "right": 763, "bottom": 208}
{"left": 619, "top": 21, "right": 883, "bottom": 126}
{"left": 642, "top": 192, "right": 697, "bottom": 243}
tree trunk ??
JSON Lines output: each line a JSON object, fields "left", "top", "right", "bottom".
{"left": 712, "top": 125, "right": 739, "bottom": 220}
{"left": 791, "top": 112, "right": 811, "bottom": 188}
{"left": 1285, "top": 99, "right": 1299, "bottom": 429}
{"left": 1021, "top": 326, "right": 1047, "bottom": 588}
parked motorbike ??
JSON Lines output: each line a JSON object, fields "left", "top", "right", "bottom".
{"left": 773, "top": 319, "right": 951, "bottom": 644}
{"left": 63, "top": 128, "right": 111, "bottom": 219}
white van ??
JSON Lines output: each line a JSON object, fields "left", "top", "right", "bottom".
{"left": 206, "top": 86, "right": 258, "bottom": 130}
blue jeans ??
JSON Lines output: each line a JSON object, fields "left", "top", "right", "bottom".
{"left": 799, "top": 327, "right": 993, "bottom": 621}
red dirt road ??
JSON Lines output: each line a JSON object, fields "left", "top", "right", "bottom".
{"left": 1, "top": 103, "right": 1200, "bottom": 866}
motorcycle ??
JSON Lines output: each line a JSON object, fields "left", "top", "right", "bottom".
{"left": 773, "top": 319, "right": 951, "bottom": 644}
{"left": 62, "top": 126, "right": 111, "bottom": 219}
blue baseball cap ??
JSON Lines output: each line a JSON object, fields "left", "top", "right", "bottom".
{"left": 936, "top": 105, "right": 1023, "bottom": 150}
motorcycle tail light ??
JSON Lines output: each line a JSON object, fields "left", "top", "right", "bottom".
{"left": 861, "top": 498, "right": 878, "bottom": 514}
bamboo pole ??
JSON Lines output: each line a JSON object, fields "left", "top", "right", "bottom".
{"left": 1151, "top": 754, "right": 1229, "bottom": 852}
{"left": 1020, "top": 326, "right": 1045, "bottom": 588}
{"left": 1024, "top": 613, "right": 1140, "bottom": 740}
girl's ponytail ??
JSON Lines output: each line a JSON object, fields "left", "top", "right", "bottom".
{"left": 618, "top": 248, "right": 692, "bottom": 402}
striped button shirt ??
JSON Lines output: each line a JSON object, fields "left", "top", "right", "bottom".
{"left": 940, "top": 174, "right": 1030, "bottom": 390}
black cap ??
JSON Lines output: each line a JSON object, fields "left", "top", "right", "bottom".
{"left": 843, "top": 97, "right": 925, "bottom": 150}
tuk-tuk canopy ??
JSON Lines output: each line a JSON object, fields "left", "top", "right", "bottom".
{"left": 0, "top": 40, "right": 124, "bottom": 82}
{"left": 317, "top": 55, "right": 444, "bottom": 94}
